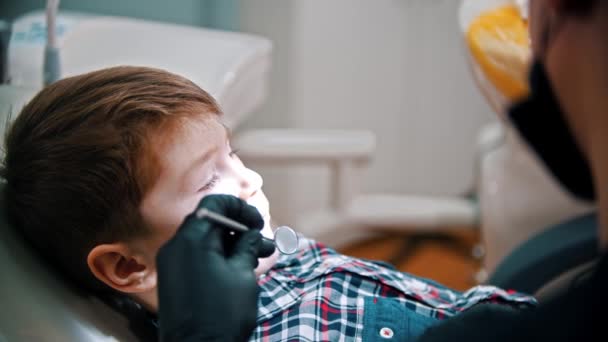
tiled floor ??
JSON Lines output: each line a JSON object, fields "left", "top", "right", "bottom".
{"left": 337, "top": 229, "right": 482, "bottom": 291}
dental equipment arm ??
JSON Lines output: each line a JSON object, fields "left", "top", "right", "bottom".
{"left": 156, "top": 195, "right": 274, "bottom": 342}
{"left": 44, "top": 0, "right": 61, "bottom": 85}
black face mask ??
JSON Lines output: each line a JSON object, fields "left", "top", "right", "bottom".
{"left": 508, "top": 61, "right": 595, "bottom": 201}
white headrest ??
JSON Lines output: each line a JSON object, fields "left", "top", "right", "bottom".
{"left": 8, "top": 11, "right": 272, "bottom": 129}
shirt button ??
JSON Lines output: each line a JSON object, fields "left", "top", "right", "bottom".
{"left": 379, "top": 327, "right": 394, "bottom": 339}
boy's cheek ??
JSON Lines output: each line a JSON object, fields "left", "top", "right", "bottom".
{"left": 208, "top": 178, "right": 240, "bottom": 197}
{"left": 260, "top": 222, "right": 274, "bottom": 239}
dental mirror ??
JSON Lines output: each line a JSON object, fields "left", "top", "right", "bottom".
{"left": 196, "top": 208, "right": 299, "bottom": 255}
{"left": 271, "top": 226, "right": 299, "bottom": 254}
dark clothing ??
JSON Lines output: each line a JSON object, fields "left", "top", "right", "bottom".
{"left": 418, "top": 251, "right": 608, "bottom": 341}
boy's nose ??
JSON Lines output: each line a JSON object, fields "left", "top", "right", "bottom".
{"left": 238, "top": 168, "right": 263, "bottom": 200}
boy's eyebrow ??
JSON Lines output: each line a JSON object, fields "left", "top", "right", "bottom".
{"left": 181, "top": 124, "right": 229, "bottom": 190}
{"left": 223, "top": 124, "right": 232, "bottom": 141}
{"left": 184, "top": 146, "right": 219, "bottom": 177}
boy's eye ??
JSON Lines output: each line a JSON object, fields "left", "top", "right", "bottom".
{"left": 199, "top": 174, "right": 219, "bottom": 192}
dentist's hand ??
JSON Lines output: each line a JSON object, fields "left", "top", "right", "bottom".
{"left": 156, "top": 195, "right": 274, "bottom": 342}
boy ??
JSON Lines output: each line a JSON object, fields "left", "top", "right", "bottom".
{"left": 2, "top": 66, "right": 534, "bottom": 341}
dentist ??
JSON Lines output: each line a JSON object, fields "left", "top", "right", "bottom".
{"left": 155, "top": 0, "right": 608, "bottom": 341}
{"left": 419, "top": 0, "right": 608, "bottom": 340}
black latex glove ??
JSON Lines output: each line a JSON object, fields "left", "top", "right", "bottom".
{"left": 156, "top": 194, "right": 275, "bottom": 342}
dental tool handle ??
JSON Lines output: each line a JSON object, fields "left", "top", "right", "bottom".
{"left": 196, "top": 208, "right": 276, "bottom": 255}
{"left": 44, "top": 46, "right": 60, "bottom": 86}
{"left": 0, "top": 20, "right": 9, "bottom": 84}
{"left": 196, "top": 208, "right": 250, "bottom": 233}
{"left": 44, "top": 0, "right": 61, "bottom": 85}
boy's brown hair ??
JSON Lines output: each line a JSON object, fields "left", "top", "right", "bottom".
{"left": 2, "top": 66, "right": 221, "bottom": 291}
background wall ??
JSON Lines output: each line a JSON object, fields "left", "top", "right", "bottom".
{"left": 0, "top": 0, "right": 239, "bottom": 30}
{"left": 239, "top": 0, "right": 495, "bottom": 228}
{"left": 1, "top": 0, "right": 495, "bottom": 234}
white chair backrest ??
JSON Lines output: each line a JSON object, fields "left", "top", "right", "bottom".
{"left": 0, "top": 189, "right": 142, "bottom": 341}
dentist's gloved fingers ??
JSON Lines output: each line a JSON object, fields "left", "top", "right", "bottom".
{"left": 229, "top": 229, "right": 263, "bottom": 269}
{"left": 258, "top": 238, "right": 277, "bottom": 258}
{"left": 157, "top": 195, "right": 263, "bottom": 342}
{"left": 196, "top": 194, "right": 265, "bottom": 231}
{"left": 170, "top": 209, "right": 227, "bottom": 255}
{"left": 170, "top": 194, "right": 265, "bottom": 256}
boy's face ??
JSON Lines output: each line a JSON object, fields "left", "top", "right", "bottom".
{"left": 139, "top": 116, "right": 278, "bottom": 276}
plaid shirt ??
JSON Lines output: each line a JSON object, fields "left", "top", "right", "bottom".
{"left": 250, "top": 237, "right": 536, "bottom": 341}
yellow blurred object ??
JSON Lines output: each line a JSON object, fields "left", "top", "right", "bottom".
{"left": 467, "top": 4, "right": 531, "bottom": 102}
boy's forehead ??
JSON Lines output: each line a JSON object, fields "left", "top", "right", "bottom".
{"left": 151, "top": 116, "right": 227, "bottom": 168}
{"left": 179, "top": 115, "right": 227, "bottom": 138}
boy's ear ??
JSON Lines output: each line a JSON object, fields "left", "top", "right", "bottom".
{"left": 87, "top": 243, "right": 157, "bottom": 293}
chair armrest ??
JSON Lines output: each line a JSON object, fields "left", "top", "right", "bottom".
{"left": 233, "top": 129, "right": 376, "bottom": 163}
{"left": 233, "top": 129, "right": 376, "bottom": 210}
